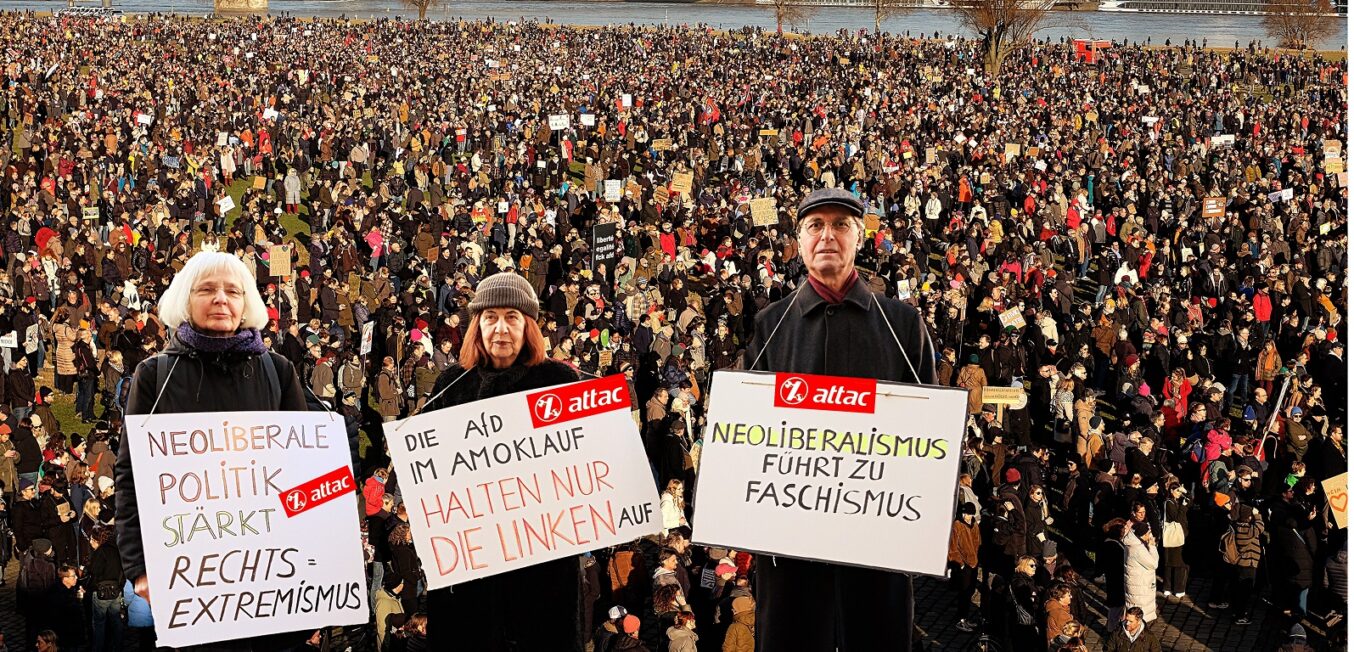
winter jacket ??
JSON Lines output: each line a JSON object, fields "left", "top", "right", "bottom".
{"left": 115, "top": 331, "right": 310, "bottom": 651}
{"left": 948, "top": 518, "right": 981, "bottom": 568}
{"left": 1106, "top": 623, "right": 1163, "bottom": 652}
{"left": 423, "top": 360, "right": 583, "bottom": 652}
{"left": 722, "top": 610, "right": 754, "bottom": 652}
{"left": 666, "top": 626, "right": 698, "bottom": 652}
{"left": 1045, "top": 598, "right": 1074, "bottom": 644}
{"left": 1123, "top": 532, "right": 1160, "bottom": 622}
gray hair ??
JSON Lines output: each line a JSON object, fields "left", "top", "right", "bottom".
{"left": 158, "top": 252, "right": 269, "bottom": 331}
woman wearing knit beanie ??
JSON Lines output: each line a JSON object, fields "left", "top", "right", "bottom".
{"left": 423, "top": 271, "right": 586, "bottom": 650}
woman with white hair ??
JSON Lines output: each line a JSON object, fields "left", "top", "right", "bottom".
{"left": 113, "top": 251, "right": 310, "bottom": 650}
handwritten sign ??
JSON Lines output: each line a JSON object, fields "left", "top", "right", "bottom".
{"left": 217, "top": 196, "right": 236, "bottom": 214}
{"left": 750, "top": 197, "right": 778, "bottom": 227}
{"left": 1324, "top": 139, "right": 1342, "bottom": 159}
{"left": 670, "top": 172, "right": 693, "bottom": 197}
{"left": 998, "top": 307, "right": 1026, "bottom": 330}
{"left": 0, "top": 332, "right": 15, "bottom": 348}
{"left": 981, "top": 386, "right": 1026, "bottom": 405}
{"left": 548, "top": 114, "right": 569, "bottom": 131}
{"left": 692, "top": 371, "right": 968, "bottom": 576}
{"left": 269, "top": 245, "right": 291, "bottom": 278}
{"left": 651, "top": 138, "right": 672, "bottom": 152}
{"left": 1004, "top": 143, "right": 1022, "bottom": 160}
{"left": 125, "top": 412, "right": 366, "bottom": 648}
{"left": 580, "top": 113, "right": 596, "bottom": 127}
{"left": 604, "top": 180, "right": 622, "bottom": 203}
{"left": 360, "top": 321, "right": 375, "bottom": 356}
{"left": 384, "top": 375, "right": 659, "bottom": 589}
{"left": 1202, "top": 196, "right": 1226, "bottom": 219}
{"left": 1323, "top": 473, "right": 1348, "bottom": 529}
{"left": 82, "top": 206, "right": 100, "bottom": 221}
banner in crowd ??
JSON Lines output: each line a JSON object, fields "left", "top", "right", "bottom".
{"left": 750, "top": 197, "right": 778, "bottom": 227}
{"left": 592, "top": 222, "right": 619, "bottom": 270}
{"left": 125, "top": 412, "right": 367, "bottom": 648}
{"left": 1323, "top": 473, "right": 1348, "bottom": 529}
{"left": 692, "top": 371, "right": 968, "bottom": 576}
{"left": 384, "top": 375, "right": 660, "bottom": 590}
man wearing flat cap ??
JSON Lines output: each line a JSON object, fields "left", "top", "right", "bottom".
{"left": 744, "top": 188, "right": 937, "bottom": 651}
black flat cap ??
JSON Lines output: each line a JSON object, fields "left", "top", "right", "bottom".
{"left": 796, "top": 188, "right": 865, "bottom": 219}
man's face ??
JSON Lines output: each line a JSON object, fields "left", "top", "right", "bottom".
{"left": 1125, "top": 614, "right": 1142, "bottom": 633}
{"left": 797, "top": 207, "right": 859, "bottom": 280}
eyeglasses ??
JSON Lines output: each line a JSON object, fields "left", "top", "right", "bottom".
{"left": 799, "top": 218, "right": 855, "bottom": 236}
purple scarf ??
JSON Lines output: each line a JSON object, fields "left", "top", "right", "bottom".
{"left": 176, "top": 323, "right": 268, "bottom": 356}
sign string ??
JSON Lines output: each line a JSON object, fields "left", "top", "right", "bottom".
{"left": 871, "top": 292, "right": 923, "bottom": 384}
{"left": 140, "top": 356, "right": 181, "bottom": 427}
{"left": 395, "top": 366, "right": 472, "bottom": 432}
{"left": 747, "top": 283, "right": 805, "bottom": 371}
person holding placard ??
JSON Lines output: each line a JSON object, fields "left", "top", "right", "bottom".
{"left": 114, "top": 252, "right": 311, "bottom": 651}
{"left": 421, "top": 271, "right": 586, "bottom": 651}
{"left": 742, "top": 188, "right": 936, "bottom": 651}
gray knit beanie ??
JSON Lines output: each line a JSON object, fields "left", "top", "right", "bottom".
{"left": 467, "top": 272, "right": 540, "bottom": 320}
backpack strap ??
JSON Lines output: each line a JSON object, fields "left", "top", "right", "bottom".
{"left": 260, "top": 353, "right": 281, "bottom": 409}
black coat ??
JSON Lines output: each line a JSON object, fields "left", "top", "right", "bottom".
{"left": 115, "top": 332, "right": 309, "bottom": 652}
{"left": 743, "top": 280, "right": 937, "bottom": 652}
{"left": 423, "top": 359, "right": 585, "bottom": 652}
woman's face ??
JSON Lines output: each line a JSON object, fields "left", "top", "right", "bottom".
{"left": 479, "top": 308, "right": 526, "bottom": 368}
{"left": 190, "top": 271, "right": 246, "bottom": 336}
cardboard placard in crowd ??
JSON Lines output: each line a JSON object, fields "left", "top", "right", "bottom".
{"left": 82, "top": 206, "right": 99, "bottom": 221}
{"left": 692, "top": 371, "right": 968, "bottom": 576}
{"left": 651, "top": 138, "right": 672, "bottom": 151}
{"left": 580, "top": 113, "right": 596, "bottom": 127}
{"left": 125, "top": 412, "right": 367, "bottom": 648}
{"left": 1323, "top": 139, "right": 1342, "bottom": 159}
{"left": 1323, "top": 473, "right": 1349, "bottom": 529}
{"left": 384, "top": 375, "right": 660, "bottom": 590}
{"left": 548, "top": 114, "right": 569, "bottom": 130}
{"left": 360, "top": 321, "right": 375, "bottom": 356}
{"left": 269, "top": 244, "right": 291, "bottom": 278}
{"left": 1202, "top": 196, "right": 1226, "bottom": 219}
{"left": 750, "top": 197, "right": 778, "bottom": 227}
{"left": 998, "top": 307, "right": 1026, "bottom": 330}
{"left": 604, "top": 180, "right": 622, "bottom": 203}
{"left": 670, "top": 171, "right": 693, "bottom": 197}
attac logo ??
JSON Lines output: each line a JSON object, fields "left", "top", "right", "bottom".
{"left": 526, "top": 374, "right": 631, "bottom": 428}
{"left": 279, "top": 466, "right": 356, "bottom": 518}
{"left": 773, "top": 373, "right": 877, "bottom": 413}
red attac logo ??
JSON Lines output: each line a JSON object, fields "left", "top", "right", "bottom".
{"left": 279, "top": 466, "right": 356, "bottom": 518}
{"left": 773, "top": 373, "right": 877, "bottom": 413}
{"left": 526, "top": 375, "right": 631, "bottom": 428}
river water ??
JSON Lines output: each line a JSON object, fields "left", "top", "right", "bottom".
{"left": 0, "top": 0, "right": 1346, "bottom": 49}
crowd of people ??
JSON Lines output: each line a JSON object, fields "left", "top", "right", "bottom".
{"left": 0, "top": 9, "right": 1346, "bottom": 652}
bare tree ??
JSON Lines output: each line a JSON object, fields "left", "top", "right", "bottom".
{"left": 768, "top": 0, "right": 811, "bottom": 34}
{"left": 1261, "top": 0, "right": 1338, "bottom": 49}
{"left": 952, "top": 0, "right": 1055, "bottom": 74}
{"left": 871, "top": 0, "right": 915, "bottom": 33}
{"left": 402, "top": 0, "right": 436, "bottom": 20}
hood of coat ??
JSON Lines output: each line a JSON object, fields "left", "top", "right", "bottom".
{"left": 666, "top": 625, "right": 698, "bottom": 641}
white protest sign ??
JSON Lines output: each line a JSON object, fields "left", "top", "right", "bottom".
{"left": 360, "top": 321, "right": 375, "bottom": 355}
{"left": 125, "top": 412, "right": 366, "bottom": 648}
{"left": 581, "top": 113, "right": 596, "bottom": 127}
{"left": 263, "top": 108, "right": 280, "bottom": 121}
{"left": 548, "top": 114, "right": 569, "bottom": 130}
{"left": 604, "top": 180, "right": 622, "bottom": 203}
{"left": 137, "top": 113, "right": 153, "bottom": 126}
{"left": 0, "top": 332, "right": 15, "bottom": 348}
{"left": 692, "top": 371, "right": 968, "bottom": 576}
{"left": 621, "top": 94, "right": 633, "bottom": 108}
{"left": 217, "top": 196, "right": 236, "bottom": 214}
{"left": 384, "top": 375, "right": 660, "bottom": 590}
{"left": 998, "top": 307, "right": 1026, "bottom": 330}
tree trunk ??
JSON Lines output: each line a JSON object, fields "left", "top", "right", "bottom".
{"left": 776, "top": 6, "right": 785, "bottom": 33}
{"left": 419, "top": 4, "right": 427, "bottom": 19}
{"left": 984, "top": 33, "right": 1005, "bottom": 75}
{"left": 875, "top": 7, "right": 883, "bottom": 33}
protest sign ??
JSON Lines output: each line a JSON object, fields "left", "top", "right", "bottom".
{"left": 1004, "top": 143, "right": 1021, "bottom": 160}
{"left": 262, "top": 108, "right": 279, "bottom": 121}
{"left": 592, "top": 222, "right": 619, "bottom": 270}
{"left": 1323, "top": 473, "right": 1348, "bottom": 529}
{"left": 0, "top": 332, "right": 15, "bottom": 348}
{"left": 580, "top": 113, "right": 596, "bottom": 127}
{"left": 621, "top": 94, "right": 633, "bottom": 108}
{"left": 1268, "top": 188, "right": 1294, "bottom": 203}
{"left": 1202, "top": 196, "right": 1226, "bottom": 219}
{"left": 981, "top": 386, "right": 1025, "bottom": 405}
{"left": 217, "top": 132, "right": 229, "bottom": 147}
{"left": 360, "top": 321, "right": 375, "bottom": 355}
{"left": 125, "top": 412, "right": 366, "bottom": 648}
{"left": 692, "top": 371, "right": 969, "bottom": 576}
{"left": 670, "top": 172, "right": 693, "bottom": 196}
{"left": 1324, "top": 158, "right": 1344, "bottom": 174}
{"left": 604, "top": 180, "right": 622, "bottom": 203}
{"left": 750, "top": 197, "right": 778, "bottom": 227}
{"left": 82, "top": 206, "right": 100, "bottom": 221}
{"left": 758, "top": 129, "right": 779, "bottom": 138}
{"left": 651, "top": 138, "right": 672, "bottom": 152}
{"left": 1324, "top": 139, "right": 1342, "bottom": 159}
{"left": 548, "top": 114, "right": 569, "bottom": 130}
{"left": 1034, "top": 160, "right": 1048, "bottom": 172}
{"left": 269, "top": 244, "right": 291, "bottom": 277}
{"left": 384, "top": 375, "right": 659, "bottom": 590}
{"left": 217, "top": 196, "right": 236, "bottom": 214}
{"left": 598, "top": 350, "right": 613, "bottom": 368}
{"left": 252, "top": 175, "right": 266, "bottom": 190}
{"left": 1210, "top": 134, "right": 1235, "bottom": 147}
{"left": 137, "top": 113, "right": 153, "bottom": 126}
{"left": 998, "top": 307, "right": 1026, "bottom": 330}
{"left": 1339, "top": 172, "right": 1348, "bottom": 188}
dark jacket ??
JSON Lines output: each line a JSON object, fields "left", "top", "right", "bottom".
{"left": 1106, "top": 624, "right": 1163, "bottom": 652}
{"left": 115, "top": 331, "right": 308, "bottom": 651}
{"left": 743, "top": 279, "right": 936, "bottom": 652}
{"left": 423, "top": 359, "right": 585, "bottom": 652}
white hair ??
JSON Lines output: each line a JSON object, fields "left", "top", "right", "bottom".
{"left": 158, "top": 252, "right": 269, "bottom": 331}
